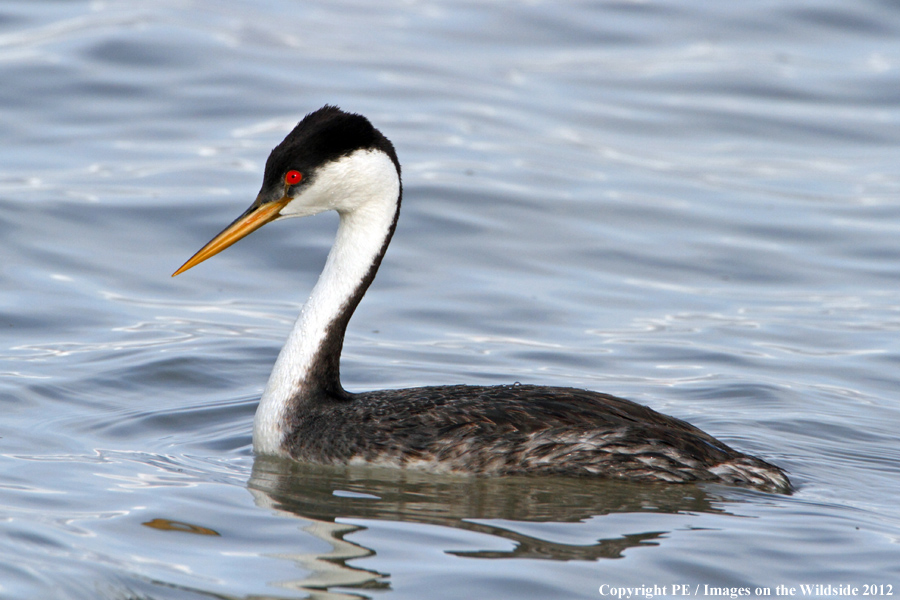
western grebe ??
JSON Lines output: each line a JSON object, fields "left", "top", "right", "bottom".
{"left": 173, "top": 106, "right": 790, "bottom": 492}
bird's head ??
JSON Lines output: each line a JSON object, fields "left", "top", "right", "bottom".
{"left": 173, "top": 105, "right": 400, "bottom": 277}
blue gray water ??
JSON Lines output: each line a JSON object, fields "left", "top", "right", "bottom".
{"left": 2, "top": 1, "right": 899, "bottom": 598}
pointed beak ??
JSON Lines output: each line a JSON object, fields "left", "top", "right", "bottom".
{"left": 172, "top": 195, "right": 292, "bottom": 276}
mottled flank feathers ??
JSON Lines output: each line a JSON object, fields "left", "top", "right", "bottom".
{"left": 285, "top": 384, "right": 791, "bottom": 493}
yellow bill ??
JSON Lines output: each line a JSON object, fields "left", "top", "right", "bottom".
{"left": 172, "top": 196, "right": 292, "bottom": 276}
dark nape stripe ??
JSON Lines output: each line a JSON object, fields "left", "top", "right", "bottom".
{"left": 288, "top": 181, "right": 402, "bottom": 414}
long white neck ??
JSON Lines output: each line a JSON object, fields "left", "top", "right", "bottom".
{"left": 253, "top": 149, "right": 400, "bottom": 455}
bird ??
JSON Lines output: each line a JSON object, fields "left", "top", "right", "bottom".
{"left": 173, "top": 105, "right": 791, "bottom": 492}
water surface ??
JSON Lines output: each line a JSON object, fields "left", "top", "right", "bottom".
{"left": 1, "top": 0, "right": 899, "bottom": 598}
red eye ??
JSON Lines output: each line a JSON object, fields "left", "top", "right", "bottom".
{"left": 284, "top": 170, "right": 303, "bottom": 185}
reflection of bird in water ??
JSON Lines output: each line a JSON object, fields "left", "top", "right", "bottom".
{"left": 175, "top": 106, "right": 789, "bottom": 492}
{"left": 249, "top": 458, "right": 725, "bottom": 564}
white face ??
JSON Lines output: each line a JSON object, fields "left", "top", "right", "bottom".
{"left": 276, "top": 148, "right": 400, "bottom": 220}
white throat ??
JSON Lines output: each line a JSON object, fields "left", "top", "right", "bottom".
{"left": 253, "top": 149, "right": 400, "bottom": 455}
